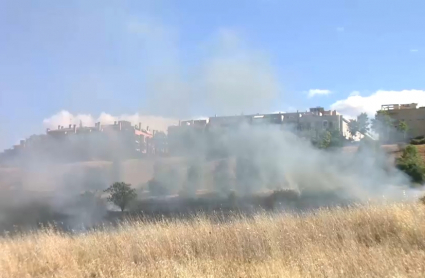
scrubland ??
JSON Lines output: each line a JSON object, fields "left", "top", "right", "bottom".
{"left": 1, "top": 202, "right": 425, "bottom": 278}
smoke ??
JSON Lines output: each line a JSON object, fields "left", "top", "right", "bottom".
{"left": 1, "top": 3, "right": 424, "bottom": 233}
{"left": 136, "top": 24, "right": 280, "bottom": 118}
{"left": 163, "top": 123, "right": 415, "bottom": 203}
{"left": 197, "top": 29, "right": 279, "bottom": 115}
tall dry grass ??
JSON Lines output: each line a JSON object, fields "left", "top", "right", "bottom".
{"left": 1, "top": 203, "right": 425, "bottom": 277}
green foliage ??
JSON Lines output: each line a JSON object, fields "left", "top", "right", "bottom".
{"left": 347, "top": 120, "right": 359, "bottom": 138}
{"left": 397, "top": 121, "right": 409, "bottom": 140}
{"left": 357, "top": 113, "right": 370, "bottom": 134}
{"left": 396, "top": 145, "right": 425, "bottom": 184}
{"left": 328, "top": 129, "right": 344, "bottom": 148}
{"left": 312, "top": 129, "right": 343, "bottom": 149}
{"left": 317, "top": 131, "right": 332, "bottom": 149}
{"left": 372, "top": 110, "right": 395, "bottom": 142}
{"left": 410, "top": 137, "right": 425, "bottom": 145}
{"left": 347, "top": 113, "right": 370, "bottom": 139}
{"left": 397, "top": 121, "right": 409, "bottom": 133}
{"left": 104, "top": 182, "right": 137, "bottom": 211}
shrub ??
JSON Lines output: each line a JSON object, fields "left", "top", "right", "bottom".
{"left": 410, "top": 138, "right": 425, "bottom": 145}
{"left": 396, "top": 145, "right": 425, "bottom": 184}
{"left": 264, "top": 189, "right": 300, "bottom": 210}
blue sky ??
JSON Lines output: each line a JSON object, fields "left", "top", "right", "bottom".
{"left": 1, "top": 0, "right": 425, "bottom": 149}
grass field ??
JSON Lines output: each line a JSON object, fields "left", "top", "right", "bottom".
{"left": 1, "top": 202, "right": 425, "bottom": 277}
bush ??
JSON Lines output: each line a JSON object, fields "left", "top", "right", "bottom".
{"left": 410, "top": 138, "right": 425, "bottom": 145}
{"left": 396, "top": 145, "right": 425, "bottom": 184}
{"left": 264, "top": 189, "right": 300, "bottom": 210}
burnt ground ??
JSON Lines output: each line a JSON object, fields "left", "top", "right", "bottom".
{"left": 0, "top": 189, "right": 357, "bottom": 236}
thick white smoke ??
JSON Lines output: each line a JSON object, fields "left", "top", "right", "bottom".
{"left": 163, "top": 123, "right": 415, "bottom": 205}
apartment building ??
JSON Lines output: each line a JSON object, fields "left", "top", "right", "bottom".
{"left": 0, "top": 120, "right": 158, "bottom": 165}
{"left": 167, "top": 107, "right": 358, "bottom": 154}
{"left": 379, "top": 103, "right": 425, "bottom": 138}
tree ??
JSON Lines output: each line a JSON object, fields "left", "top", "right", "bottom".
{"left": 347, "top": 120, "right": 359, "bottom": 139}
{"left": 328, "top": 129, "right": 344, "bottom": 148}
{"left": 397, "top": 120, "right": 409, "bottom": 140}
{"left": 372, "top": 110, "right": 394, "bottom": 142}
{"left": 396, "top": 145, "right": 425, "bottom": 185}
{"left": 357, "top": 113, "right": 370, "bottom": 135}
{"left": 312, "top": 129, "right": 343, "bottom": 149}
{"left": 317, "top": 130, "right": 331, "bottom": 149}
{"left": 181, "top": 162, "right": 203, "bottom": 197}
{"left": 104, "top": 182, "right": 137, "bottom": 212}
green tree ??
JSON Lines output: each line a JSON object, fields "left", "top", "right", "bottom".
{"left": 347, "top": 120, "right": 359, "bottom": 139}
{"left": 357, "top": 113, "right": 370, "bottom": 135}
{"left": 372, "top": 110, "right": 394, "bottom": 142}
{"left": 104, "top": 182, "right": 137, "bottom": 212}
{"left": 397, "top": 120, "right": 409, "bottom": 140}
{"left": 396, "top": 145, "right": 425, "bottom": 184}
{"left": 328, "top": 129, "right": 344, "bottom": 148}
{"left": 312, "top": 130, "right": 336, "bottom": 149}
{"left": 318, "top": 130, "right": 332, "bottom": 149}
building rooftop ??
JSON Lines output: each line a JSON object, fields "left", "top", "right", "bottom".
{"left": 381, "top": 103, "right": 418, "bottom": 110}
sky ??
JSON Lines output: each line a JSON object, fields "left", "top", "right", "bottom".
{"left": 1, "top": 0, "right": 425, "bottom": 150}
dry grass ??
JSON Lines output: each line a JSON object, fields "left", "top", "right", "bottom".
{"left": 1, "top": 203, "right": 425, "bottom": 278}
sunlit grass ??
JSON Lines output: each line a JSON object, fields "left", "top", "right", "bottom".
{"left": 1, "top": 202, "right": 425, "bottom": 277}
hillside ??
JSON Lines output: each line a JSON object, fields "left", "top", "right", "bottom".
{"left": 1, "top": 144, "right": 425, "bottom": 194}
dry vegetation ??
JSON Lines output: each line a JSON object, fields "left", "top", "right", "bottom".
{"left": 1, "top": 202, "right": 425, "bottom": 277}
